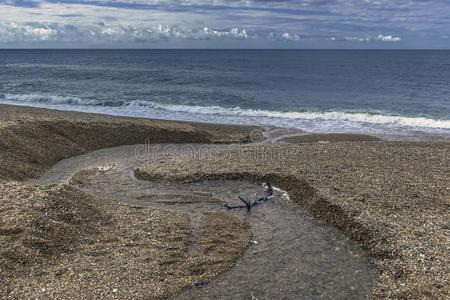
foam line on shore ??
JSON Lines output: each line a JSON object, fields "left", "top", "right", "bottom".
{"left": 2, "top": 94, "right": 450, "bottom": 131}
{"left": 140, "top": 101, "right": 450, "bottom": 129}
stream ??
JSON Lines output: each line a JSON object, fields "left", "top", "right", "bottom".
{"left": 35, "top": 144, "right": 376, "bottom": 299}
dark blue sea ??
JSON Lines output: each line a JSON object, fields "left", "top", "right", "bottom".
{"left": 1, "top": 49, "right": 449, "bottom": 136}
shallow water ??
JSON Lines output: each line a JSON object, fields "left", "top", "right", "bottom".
{"left": 36, "top": 144, "right": 376, "bottom": 299}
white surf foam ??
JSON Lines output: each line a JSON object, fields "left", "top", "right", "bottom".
{"left": 1, "top": 94, "right": 449, "bottom": 134}
{"left": 2, "top": 93, "right": 125, "bottom": 106}
{"left": 3, "top": 93, "right": 91, "bottom": 105}
{"left": 136, "top": 101, "right": 450, "bottom": 129}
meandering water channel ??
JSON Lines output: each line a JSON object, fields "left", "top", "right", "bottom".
{"left": 35, "top": 144, "right": 375, "bottom": 299}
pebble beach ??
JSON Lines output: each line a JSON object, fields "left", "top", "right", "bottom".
{"left": 0, "top": 104, "right": 449, "bottom": 299}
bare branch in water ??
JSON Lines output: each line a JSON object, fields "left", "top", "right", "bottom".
{"left": 225, "top": 182, "right": 273, "bottom": 212}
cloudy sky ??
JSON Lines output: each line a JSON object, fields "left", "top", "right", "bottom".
{"left": 0, "top": 0, "right": 449, "bottom": 48}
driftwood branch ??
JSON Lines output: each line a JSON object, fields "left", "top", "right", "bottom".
{"left": 225, "top": 182, "right": 273, "bottom": 212}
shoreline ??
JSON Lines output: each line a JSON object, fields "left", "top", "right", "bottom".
{"left": 1, "top": 102, "right": 449, "bottom": 142}
{"left": 1, "top": 104, "right": 449, "bottom": 298}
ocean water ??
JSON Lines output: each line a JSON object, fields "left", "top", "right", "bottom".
{"left": 0, "top": 49, "right": 449, "bottom": 136}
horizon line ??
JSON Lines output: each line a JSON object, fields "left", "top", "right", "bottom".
{"left": 1, "top": 48, "right": 449, "bottom": 51}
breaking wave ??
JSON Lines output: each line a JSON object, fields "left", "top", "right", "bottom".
{"left": 2, "top": 93, "right": 450, "bottom": 131}
{"left": 1, "top": 93, "right": 124, "bottom": 106}
{"left": 135, "top": 101, "right": 450, "bottom": 129}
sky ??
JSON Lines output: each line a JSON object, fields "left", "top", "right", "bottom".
{"left": 0, "top": 0, "right": 449, "bottom": 48}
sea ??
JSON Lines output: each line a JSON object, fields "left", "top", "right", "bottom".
{"left": 1, "top": 49, "right": 449, "bottom": 137}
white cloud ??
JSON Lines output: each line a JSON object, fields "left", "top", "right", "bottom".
{"left": 330, "top": 34, "right": 401, "bottom": 43}
{"left": 203, "top": 27, "right": 248, "bottom": 39}
{"left": 0, "top": 22, "right": 57, "bottom": 42}
{"left": 267, "top": 31, "right": 300, "bottom": 41}
{"left": 281, "top": 32, "right": 300, "bottom": 41}
{"left": 343, "top": 36, "right": 370, "bottom": 42}
{"left": 24, "top": 26, "right": 57, "bottom": 40}
{"left": 376, "top": 34, "right": 401, "bottom": 42}
{"left": 0, "top": 21, "right": 252, "bottom": 44}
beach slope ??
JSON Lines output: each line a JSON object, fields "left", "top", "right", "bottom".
{"left": 1, "top": 104, "right": 449, "bottom": 298}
